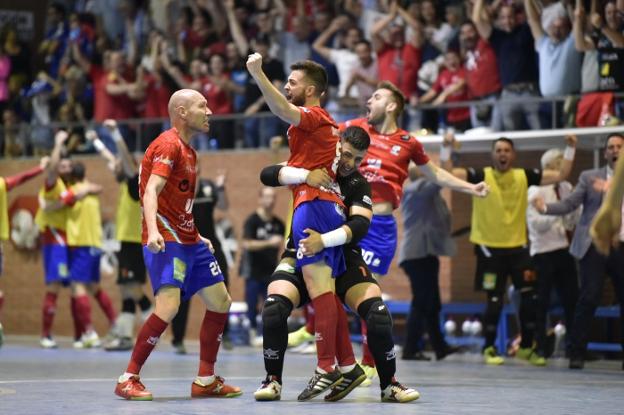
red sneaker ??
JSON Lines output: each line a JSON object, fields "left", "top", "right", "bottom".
{"left": 115, "top": 375, "right": 153, "bottom": 401}
{"left": 191, "top": 376, "right": 242, "bottom": 398}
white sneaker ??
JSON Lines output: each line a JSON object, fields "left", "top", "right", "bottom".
{"left": 73, "top": 339, "right": 85, "bottom": 349}
{"left": 381, "top": 380, "right": 420, "bottom": 403}
{"left": 254, "top": 376, "right": 282, "bottom": 401}
{"left": 81, "top": 330, "right": 101, "bottom": 348}
{"left": 359, "top": 363, "right": 377, "bottom": 387}
{"left": 250, "top": 335, "right": 264, "bottom": 348}
{"left": 299, "top": 343, "right": 317, "bottom": 354}
{"left": 40, "top": 336, "right": 58, "bottom": 349}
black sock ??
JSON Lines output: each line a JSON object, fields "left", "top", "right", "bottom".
{"left": 519, "top": 290, "right": 538, "bottom": 349}
{"left": 358, "top": 297, "right": 396, "bottom": 390}
{"left": 122, "top": 298, "right": 135, "bottom": 313}
{"left": 262, "top": 294, "right": 293, "bottom": 381}
{"left": 484, "top": 292, "right": 503, "bottom": 349}
{"left": 137, "top": 295, "right": 151, "bottom": 312}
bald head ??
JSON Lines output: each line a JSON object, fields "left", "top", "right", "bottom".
{"left": 168, "top": 89, "right": 204, "bottom": 118}
{"left": 168, "top": 88, "right": 212, "bottom": 138}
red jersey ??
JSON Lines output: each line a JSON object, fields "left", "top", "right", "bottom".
{"left": 377, "top": 42, "right": 421, "bottom": 98}
{"left": 465, "top": 39, "right": 501, "bottom": 98}
{"left": 432, "top": 68, "right": 470, "bottom": 123}
{"left": 341, "top": 118, "right": 430, "bottom": 209}
{"left": 139, "top": 128, "right": 199, "bottom": 245}
{"left": 287, "top": 106, "right": 343, "bottom": 209}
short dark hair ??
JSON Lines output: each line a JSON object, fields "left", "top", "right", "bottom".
{"left": 290, "top": 60, "right": 328, "bottom": 96}
{"left": 492, "top": 137, "right": 515, "bottom": 149}
{"left": 605, "top": 132, "right": 624, "bottom": 147}
{"left": 377, "top": 81, "right": 405, "bottom": 117}
{"left": 71, "top": 161, "right": 86, "bottom": 181}
{"left": 355, "top": 39, "right": 372, "bottom": 49}
{"left": 341, "top": 126, "right": 370, "bottom": 151}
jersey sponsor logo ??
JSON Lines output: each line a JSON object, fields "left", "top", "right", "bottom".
{"left": 366, "top": 158, "right": 382, "bottom": 170}
{"left": 153, "top": 155, "right": 173, "bottom": 167}
{"left": 263, "top": 348, "right": 280, "bottom": 360}
{"left": 178, "top": 179, "right": 190, "bottom": 192}
{"left": 401, "top": 134, "right": 410, "bottom": 141}
{"left": 147, "top": 335, "right": 160, "bottom": 346}
{"left": 390, "top": 145, "right": 401, "bottom": 156}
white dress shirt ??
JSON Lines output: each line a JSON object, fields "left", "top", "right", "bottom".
{"left": 527, "top": 182, "right": 581, "bottom": 256}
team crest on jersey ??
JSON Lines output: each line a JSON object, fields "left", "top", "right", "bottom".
{"left": 390, "top": 145, "right": 401, "bottom": 156}
{"left": 401, "top": 134, "right": 410, "bottom": 141}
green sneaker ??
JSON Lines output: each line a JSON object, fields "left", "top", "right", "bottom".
{"left": 516, "top": 347, "right": 547, "bottom": 367}
{"left": 359, "top": 363, "right": 377, "bottom": 387}
{"left": 483, "top": 346, "right": 504, "bottom": 365}
{"left": 287, "top": 325, "right": 314, "bottom": 348}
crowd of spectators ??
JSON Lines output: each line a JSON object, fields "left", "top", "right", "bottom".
{"left": 0, "top": 0, "right": 623, "bottom": 156}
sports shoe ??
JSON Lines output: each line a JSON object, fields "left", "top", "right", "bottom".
{"left": 381, "top": 379, "right": 420, "bottom": 403}
{"left": 81, "top": 330, "right": 101, "bottom": 348}
{"left": 288, "top": 325, "right": 314, "bottom": 347}
{"left": 115, "top": 375, "right": 153, "bottom": 401}
{"left": 105, "top": 336, "right": 134, "bottom": 351}
{"left": 324, "top": 364, "right": 366, "bottom": 402}
{"left": 435, "top": 344, "right": 463, "bottom": 361}
{"left": 73, "top": 339, "right": 84, "bottom": 349}
{"left": 359, "top": 363, "right": 377, "bottom": 387}
{"left": 191, "top": 376, "right": 242, "bottom": 398}
{"left": 483, "top": 346, "right": 504, "bottom": 365}
{"left": 297, "top": 369, "right": 343, "bottom": 401}
{"left": 40, "top": 336, "right": 58, "bottom": 349}
{"left": 254, "top": 375, "right": 282, "bottom": 401}
{"left": 516, "top": 347, "right": 546, "bottom": 367}
{"left": 172, "top": 341, "right": 187, "bottom": 355}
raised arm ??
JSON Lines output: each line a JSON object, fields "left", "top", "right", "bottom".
{"left": 573, "top": 1, "right": 596, "bottom": 51}
{"left": 371, "top": 3, "right": 398, "bottom": 51}
{"left": 224, "top": 0, "right": 249, "bottom": 57}
{"left": 104, "top": 119, "right": 138, "bottom": 177}
{"left": 540, "top": 135, "right": 577, "bottom": 185}
{"left": 473, "top": 0, "right": 493, "bottom": 40}
{"left": 85, "top": 129, "right": 117, "bottom": 172}
{"left": 419, "top": 160, "right": 489, "bottom": 197}
{"left": 246, "top": 53, "right": 301, "bottom": 125}
{"left": 591, "top": 11, "right": 624, "bottom": 47}
{"left": 312, "top": 16, "right": 347, "bottom": 61}
{"left": 524, "top": 0, "right": 545, "bottom": 43}
{"left": 45, "top": 130, "right": 70, "bottom": 187}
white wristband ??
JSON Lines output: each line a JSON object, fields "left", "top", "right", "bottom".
{"left": 320, "top": 228, "right": 348, "bottom": 248}
{"left": 439, "top": 144, "right": 452, "bottom": 162}
{"left": 93, "top": 139, "right": 105, "bottom": 152}
{"left": 111, "top": 129, "right": 123, "bottom": 143}
{"left": 563, "top": 146, "right": 575, "bottom": 161}
{"left": 278, "top": 166, "right": 309, "bottom": 185}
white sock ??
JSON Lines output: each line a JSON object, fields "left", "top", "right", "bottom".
{"left": 316, "top": 366, "right": 327, "bottom": 374}
{"left": 196, "top": 375, "right": 216, "bottom": 386}
{"left": 119, "top": 372, "right": 136, "bottom": 382}
{"left": 339, "top": 364, "right": 356, "bottom": 373}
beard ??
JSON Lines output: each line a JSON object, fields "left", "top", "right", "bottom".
{"left": 288, "top": 92, "right": 306, "bottom": 107}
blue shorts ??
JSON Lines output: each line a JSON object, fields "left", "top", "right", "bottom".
{"left": 292, "top": 200, "right": 346, "bottom": 278}
{"left": 143, "top": 242, "right": 224, "bottom": 301}
{"left": 69, "top": 247, "right": 101, "bottom": 283}
{"left": 43, "top": 244, "right": 70, "bottom": 285}
{"left": 359, "top": 214, "right": 397, "bottom": 276}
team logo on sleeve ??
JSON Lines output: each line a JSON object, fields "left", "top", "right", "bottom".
{"left": 401, "top": 135, "right": 410, "bottom": 141}
{"left": 154, "top": 156, "right": 173, "bottom": 166}
{"left": 390, "top": 145, "right": 401, "bottom": 156}
{"left": 363, "top": 195, "right": 372, "bottom": 206}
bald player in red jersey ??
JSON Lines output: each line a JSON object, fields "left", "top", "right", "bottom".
{"left": 114, "top": 89, "right": 241, "bottom": 401}
{"left": 247, "top": 54, "right": 349, "bottom": 398}
{"left": 339, "top": 81, "right": 490, "bottom": 381}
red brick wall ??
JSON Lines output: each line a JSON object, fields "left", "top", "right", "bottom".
{"left": 0, "top": 149, "right": 597, "bottom": 338}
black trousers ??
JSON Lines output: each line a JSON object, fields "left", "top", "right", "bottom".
{"left": 400, "top": 256, "right": 446, "bottom": 354}
{"left": 570, "top": 244, "right": 624, "bottom": 359}
{"left": 532, "top": 248, "right": 579, "bottom": 355}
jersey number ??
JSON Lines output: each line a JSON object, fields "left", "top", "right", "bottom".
{"left": 209, "top": 261, "right": 222, "bottom": 277}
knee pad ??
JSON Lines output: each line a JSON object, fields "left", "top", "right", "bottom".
{"left": 358, "top": 297, "right": 393, "bottom": 336}
{"left": 262, "top": 294, "right": 294, "bottom": 329}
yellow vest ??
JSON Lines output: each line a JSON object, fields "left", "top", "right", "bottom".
{"left": 66, "top": 182, "right": 102, "bottom": 247}
{"left": 115, "top": 182, "right": 142, "bottom": 243}
{"left": 35, "top": 179, "right": 68, "bottom": 232}
{"left": 0, "top": 178, "right": 8, "bottom": 241}
{"left": 470, "top": 167, "right": 529, "bottom": 248}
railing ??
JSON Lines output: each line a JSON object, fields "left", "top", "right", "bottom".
{"left": 2, "top": 92, "right": 623, "bottom": 158}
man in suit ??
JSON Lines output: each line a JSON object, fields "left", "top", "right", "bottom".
{"left": 533, "top": 133, "right": 624, "bottom": 370}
